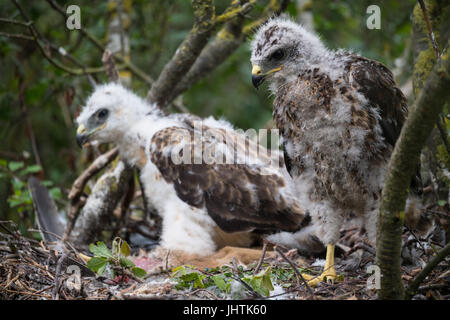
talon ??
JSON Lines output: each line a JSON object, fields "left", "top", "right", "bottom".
{"left": 326, "top": 275, "right": 335, "bottom": 285}
{"left": 300, "top": 243, "right": 340, "bottom": 287}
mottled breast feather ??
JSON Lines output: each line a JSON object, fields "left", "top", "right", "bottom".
{"left": 150, "top": 126, "right": 306, "bottom": 233}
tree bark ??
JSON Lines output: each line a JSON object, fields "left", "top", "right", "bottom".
{"left": 146, "top": 0, "right": 215, "bottom": 107}
{"left": 71, "top": 161, "right": 133, "bottom": 245}
{"left": 376, "top": 45, "right": 450, "bottom": 299}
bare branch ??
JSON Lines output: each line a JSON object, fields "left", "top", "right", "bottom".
{"left": 64, "top": 147, "right": 119, "bottom": 241}
{"left": 275, "top": 246, "right": 315, "bottom": 297}
{"left": 68, "top": 147, "right": 119, "bottom": 203}
{"left": 70, "top": 161, "right": 133, "bottom": 245}
{"left": 406, "top": 241, "right": 450, "bottom": 299}
{"left": 45, "top": 0, "right": 154, "bottom": 85}
{"left": 0, "top": 31, "right": 34, "bottom": 41}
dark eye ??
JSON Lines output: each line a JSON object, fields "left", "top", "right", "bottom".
{"left": 97, "top": 109, "right": 109, "bottom": 119}
{"left": 270, "top": 49, "right": 285, "bottom": 60}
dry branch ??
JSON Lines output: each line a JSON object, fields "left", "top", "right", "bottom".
{"left": 70, "top": 161, "right": 133, "bottom": 245}
{"left": 64, "top": 147, "right": 119, "bottom": 241}
{"left": 275, "top": 246, "right": 314, "bottom": 297}
{"left": 406, "top": 241, "right": 450, "bottom": 299}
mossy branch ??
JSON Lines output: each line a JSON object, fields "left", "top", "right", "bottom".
{"left": 376, "top": 45, "right": 450, "bottom": 300}
{"left": 159, "top": 0, "right": 289, "bottom": 106}
{"left": 146, "top": 0, "right": 216, "bottom": 107}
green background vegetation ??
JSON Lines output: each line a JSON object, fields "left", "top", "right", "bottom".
{"left": 0, "top": 0, "right": 432, "bottom": 221}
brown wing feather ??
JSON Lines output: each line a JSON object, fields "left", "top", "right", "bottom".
{"left": 150, "top": 126, "right": 305, "bottom": 233}
{"left": 347, "top": 55, "right": 422, "bottom": 192}
{"left": 347, "top": 55, "right": 408, "bottom": 147}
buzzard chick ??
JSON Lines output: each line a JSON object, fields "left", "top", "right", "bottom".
{"left": 75, "top": 83, "right": 307, "bottom": 260}
{"left": 250, "top": 17, "right": 421, "bottom": 285}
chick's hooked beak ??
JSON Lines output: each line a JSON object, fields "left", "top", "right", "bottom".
{"left": 252, "top": 65, "right": 265, "bottom": 89}
{"left": 76, "top": 124, "right": 89, "bottom": 148}
{"left": 251, "top": 64, "right": 283, "bottom": 89}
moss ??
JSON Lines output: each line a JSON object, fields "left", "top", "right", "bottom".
{"left": 412, "top": 0, "right": 439, "bottom": 33}
{"left": 399, "top": 210, "right": 405, "bottom": 223}
{"left": 437, "top": 144, "right": 450, "bottom": 169}
{"left": 412, "top": 0, "right": 442, "bottom": 97}
{"left": 217, "top": 28, "right": 236, "bottom": 41}
{"left": 413, "top": 48, "right": 436, "bottom": 97}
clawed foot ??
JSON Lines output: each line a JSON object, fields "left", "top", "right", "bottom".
{"left": 299, "top": 243, "right": 339, "bottom": 287}
{"left": 300, "top": 269, "right": 337, "bottom": 287}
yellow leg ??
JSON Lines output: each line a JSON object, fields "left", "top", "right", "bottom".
{"left": 301, "top": 243, "right": 337, "bottom": 287}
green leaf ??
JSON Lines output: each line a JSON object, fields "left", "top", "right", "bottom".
{"left": 438, "top": 200, "right": 447, "bottom": 207}
{"left": 120, "top": 257, "right": 135, "bottom": 268}
{"left": 12, "top": 179, "right": 24, "bottom": 190}
{"left": 171, "top": 265, "right": 195, "bottom": 278}
{"left": 8, "top": 161, "right": 24, "bottom": 172}
{"left": 41, "top": 180, "right": 53, "bottom": 187}
{"left": 242, "top": 267, "right": 274, "bottom": 297}
{"left": 20, "top": 165, "right": 42, "bottom": 175}
{"left": 131, "top": 267, "right": 147, "bottom": 278}
{"left": 212, "top": 275, "right": 227, "bottom": 292}
{"left": 97, "top": 262, "right": 108, "bottom": 276}
{"left": 120, "top": 241, "right": 131, "bottom": 257}
{"left": 193, "top": 274, "right": 206, "bottom": 288}
{"left": 7, "top": 198, "right": 23, "bottom": 208}
{"left": 89, "top": 242, "right": 114, "bottom": 259}
{"left": 87, "top": 257, "right": 108, "bottom": 274}
{"left": 49, "top": 187, "right": 62, "bottom": 199}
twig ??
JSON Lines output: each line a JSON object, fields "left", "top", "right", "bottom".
{"left": 115, "top": 176, "right": 135, "bottom": 237}
{"left": 45, "top": 0, "right": 154, "bottom": 85}
{"left": 425, "top": 209, "right": 450, "bottom": 220}
{"left": 187, "top": 288, "right": 219, "bottom": 300}
{"left": 229, "top": 257, "right": 262, "bottom": 299}
{"left": 254, "top": 240, "right": 268, "bottom": 275}
{"left": 0, "top": 31, "right": 34, "bottom": 41}
{"left": 52, "top": 253, "right": 67, "bottom": 300}
{"left": 418, "top": 0, "right": 440, "bottom": 59}
{"left": 68, "top": 147, "right": 119, "bottom": 202}
{"left": 10, "top": 0, "right": 106, "bottom": 81}
{"left": 165, "top": 249, "right": 170, "bottom": 272}
{"left": 64, "top": 147, "right": 119, "bottom": 240}
{"left": 275, "top": 246, "right": 315, "bottom": 297}
{"left": 405, "top": 225, "right": 429, "bottom": 257}
{"left": 406, "top": 241, "right": 450, "bottom": 299}
{"left": 0, "top": 17, "right": 32, "bottom": 27}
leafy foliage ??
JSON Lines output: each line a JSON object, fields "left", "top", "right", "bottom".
{"left": 87, "top": 238, "right": 147, "bottom": 280}
{"left": 171, "top": 263, "right": 278, "bottom": 297}
{"left": 0, "top": 159, "right": 62, "bottom": 237}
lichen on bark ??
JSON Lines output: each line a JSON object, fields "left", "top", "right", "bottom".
{"left": 376, "top": 47, "right": 450, "bottom": 300}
